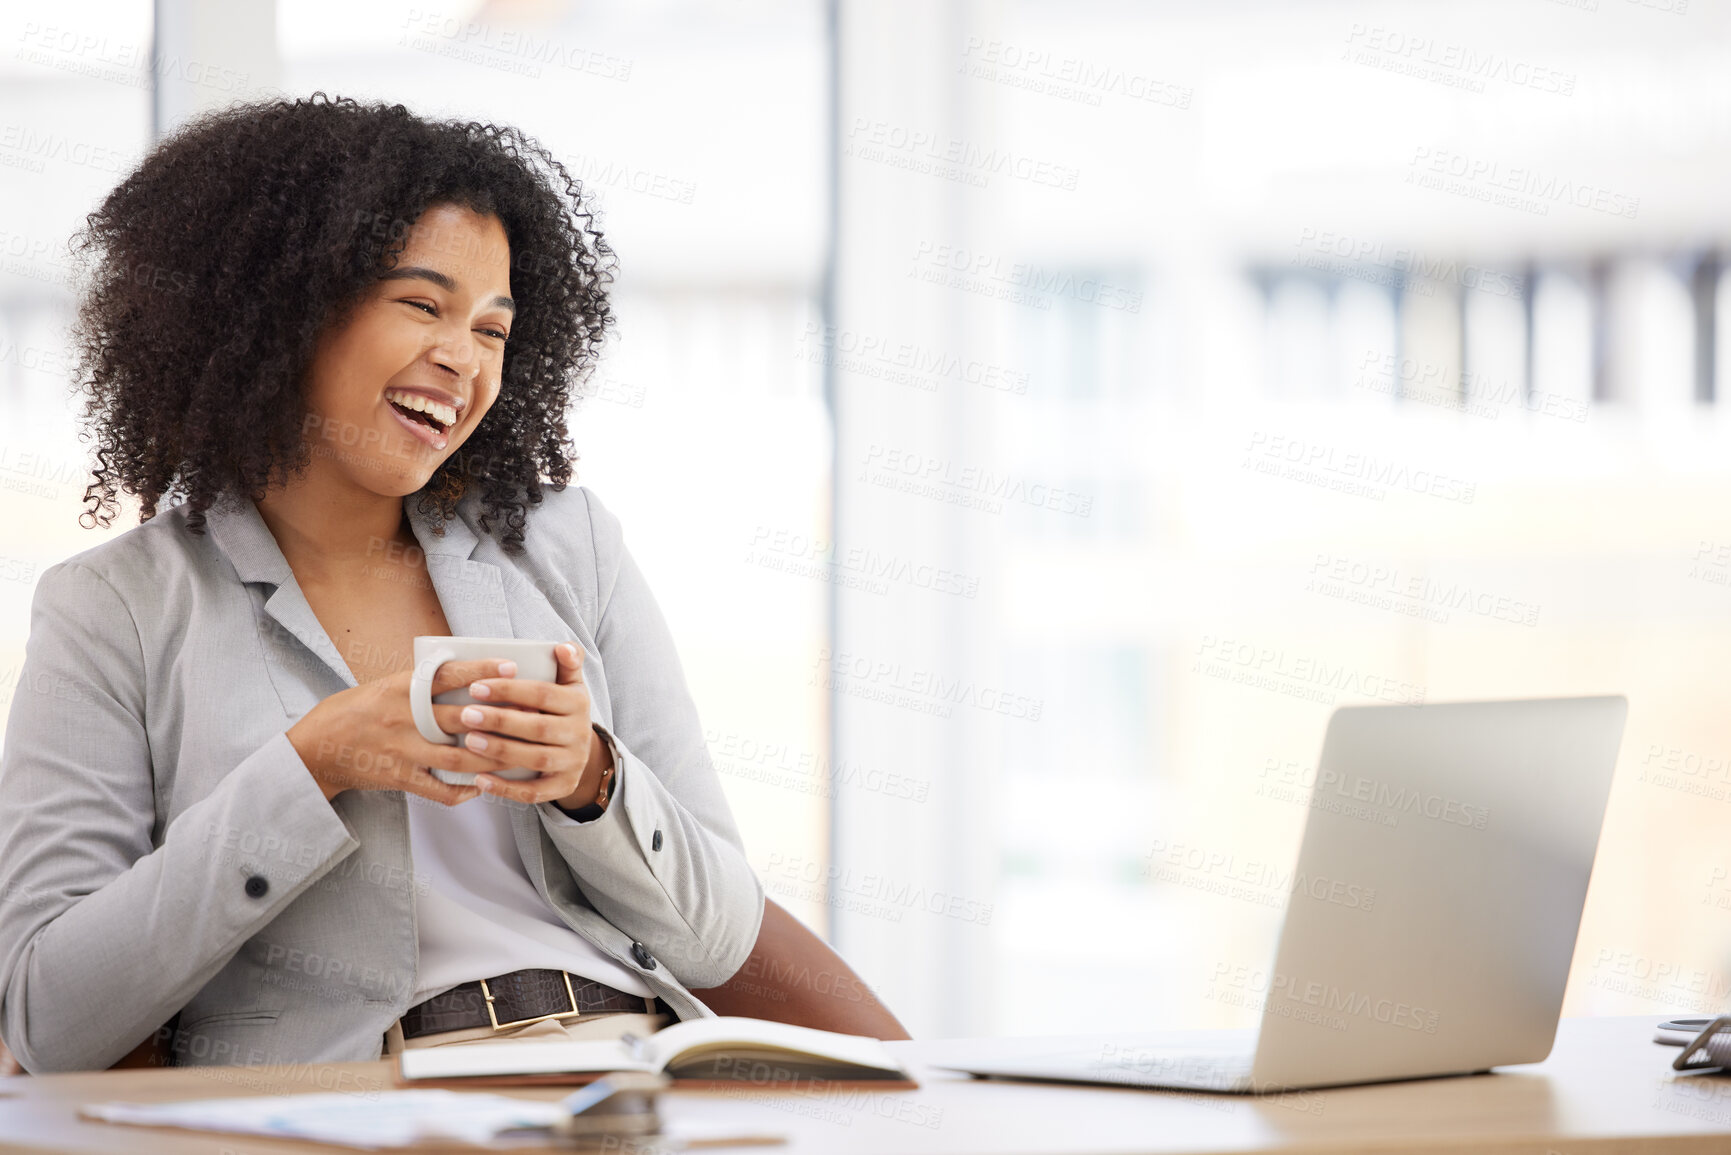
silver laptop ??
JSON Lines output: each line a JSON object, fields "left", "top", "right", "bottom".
{"left": 937, "top": 696, "right": 1628, "bottom": 1093}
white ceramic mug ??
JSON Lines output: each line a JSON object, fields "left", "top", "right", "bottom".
{"left": 409, "top": 635, "right": 558, "bottom": 786}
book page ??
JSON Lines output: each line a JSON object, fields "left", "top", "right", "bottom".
{"left": 398, "top": 1017, "right": 907, "bottom": 1081}
{"left": 643, "top": 1016, "right": 905, "bottom": 1075}
{"left": 397, "top": 1037, "right": 658, "bottom": 1081}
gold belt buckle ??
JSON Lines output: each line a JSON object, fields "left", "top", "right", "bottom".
{"left": 481, "top": 970, "right": 583, "bottom": 1031}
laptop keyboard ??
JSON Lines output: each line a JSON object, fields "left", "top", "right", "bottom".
{"left": 937, "top": 1040, "right": 1257, "bottom": 1093}
{"left": 1070, "top": 1043, "right": 1255, "bottom": 1090}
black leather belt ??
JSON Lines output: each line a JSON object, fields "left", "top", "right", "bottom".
{"left": 401, "top": 968, "right": 664, "bottom": 1039}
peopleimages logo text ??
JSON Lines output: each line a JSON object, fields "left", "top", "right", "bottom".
{"left": 861, "top": 444, "right": 1092, "bottom": 517}
{"left": 911, "top": 241, "right": 1142, "bottom": 312}
{"left": 1142, "top": 840, "right": 1377, "bottom": 911}
{"left": 1293, "top": 228, "right": 1525, "bottom": 298}
{"left": 1407, "top": 147, "right": 1639, "bottom": 219}
{"left": 1259, "top": 760, "right": 1490, "bottom": 830}
{"left": 1213, "top": 963, "right": 1442, "bottom": 1034}
{"left": 812, "top": 647, "right": 1044, "bottom": 721}
{"left": 1194, "top": 635, "right": 1426, "bottom": 706}
{"left": 1244, "top": 432, "right": 1476, "bottom": 504}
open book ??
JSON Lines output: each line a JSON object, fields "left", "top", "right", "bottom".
{"left": 395, "top": 1016, "right": 916, "bottom": 1089}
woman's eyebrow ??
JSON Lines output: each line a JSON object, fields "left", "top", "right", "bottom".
{"left": 378, "top": 265, "right": 516, "bottom": 315}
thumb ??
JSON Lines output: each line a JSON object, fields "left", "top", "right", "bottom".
{"left": 555, "top": 642, "right": 585, "bottom": 684}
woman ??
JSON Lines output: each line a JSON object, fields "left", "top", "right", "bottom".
{"left": 0, "top": 93, "right": 766, "bottom": 1072}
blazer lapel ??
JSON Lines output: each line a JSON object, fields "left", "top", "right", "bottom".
{"left": 403, "top": 500, "right": 515, "bottom": 642}
{"left": 203, "top": 492, "right": 520, "bottom": 689}
{"left": 204, "top": 494, "right": 358, "bottom": 691}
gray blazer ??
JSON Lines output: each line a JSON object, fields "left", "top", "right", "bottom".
{"left": 0, "top": 484, "right": 764, "bottom": 1072}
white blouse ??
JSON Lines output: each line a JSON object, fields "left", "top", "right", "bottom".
{"left": 405, "top": 765, "right": 655, "bottom": 1008}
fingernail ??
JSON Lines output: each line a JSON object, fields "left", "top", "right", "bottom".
{"left": 562, "top": 644, "right": 578, "bottom": 660}
{"left": 470, "top": 682, "right": 491, "bottom": 698}
{"left": 498, "top": 660, "right": 517, "bottom": 676}
{"left": 468, "top": 734, "right": 490, "bottom": 751}
{"left": 461, "top": 706, "right": 484, "bottom": 725}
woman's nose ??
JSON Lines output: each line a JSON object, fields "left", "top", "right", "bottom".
{"left": 428, "top": 329, "right": 480, "bottom": 380}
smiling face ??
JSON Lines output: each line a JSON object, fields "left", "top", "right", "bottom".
{"left": 298, "top": 202, "right": 515, "bottom": 496}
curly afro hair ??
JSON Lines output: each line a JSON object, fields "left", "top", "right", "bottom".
{"left": 66, "top": 91, "right": 616, "bottom": 556}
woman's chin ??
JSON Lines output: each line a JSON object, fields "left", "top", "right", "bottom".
{"left": 337, "top": 457, "right": 439, "bottom": 497}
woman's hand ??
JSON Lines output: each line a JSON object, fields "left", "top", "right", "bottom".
{"left": 435, "top": 642, "right": 613, "bottom": 809}
{"left": 286, "top": 658, "right": 523, "bottom": 806}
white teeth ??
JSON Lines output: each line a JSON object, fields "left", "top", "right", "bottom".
{"left": 384, "top": 390, "right": 456, "bottom": 428}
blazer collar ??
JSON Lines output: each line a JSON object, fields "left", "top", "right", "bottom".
{"left": 204, "top": 491, "right": 481, "bottom": 588}
{"left": 202, "top": 489, "right": 511, "bottom": 690}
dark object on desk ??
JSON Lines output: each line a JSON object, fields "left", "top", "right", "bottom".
{"left": 0, "top": 897, "right": 907, "bottom": 1075}
{"left": 1662, "top": 1016, "right": 1731, "bottom": 1071}
{"left": 1653, "top": 1018, "right": 1713, "bottom": 1047}
{"left": 551, "top": 1071, "right": 670, "bottom": 1145}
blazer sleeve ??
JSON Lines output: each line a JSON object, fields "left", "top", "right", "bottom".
{"left": 532, "top": 491, "right": 764, "bottom": 989}
{"left": 0, "top": 562, "right": 361, "bottom": 1073}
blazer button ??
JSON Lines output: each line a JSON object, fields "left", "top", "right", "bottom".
{"left": 652, "top": 830, "right": 663, "bottom": 852}
{"left": 244, "top": 875, "right": 269, "bottom": 899}
{"left": 631, "top": 941, "right": 657, "bottom": 970}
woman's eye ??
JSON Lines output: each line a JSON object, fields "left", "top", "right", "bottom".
{"left": 403, "top": 299, "right": 506, "bottom": 341}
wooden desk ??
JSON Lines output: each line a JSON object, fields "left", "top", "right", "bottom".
{"left": 0, "top": 1017, "right": 1726, "bottom": 1154}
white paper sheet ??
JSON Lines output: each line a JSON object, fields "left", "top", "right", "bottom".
{"left": 81, "top": 1089, "right": 567, "bottom": 1149}
{"left": 80, "top": 1088, "right": 787, "bottom": 1150}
